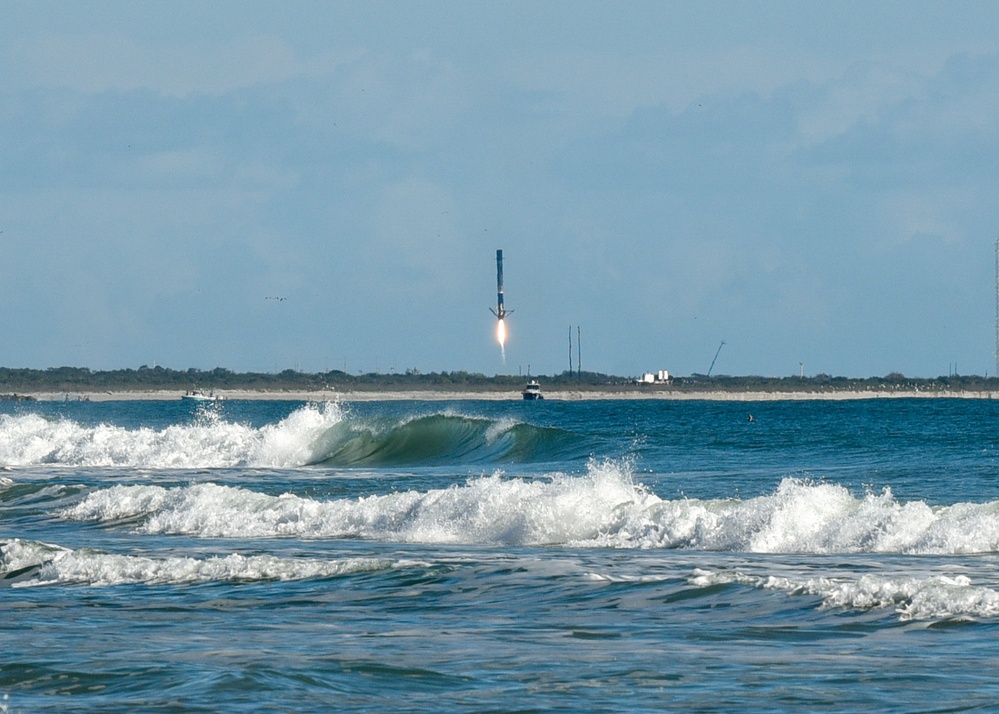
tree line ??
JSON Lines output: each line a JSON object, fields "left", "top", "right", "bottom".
{"left": 1, "top": 365, "right": 998, "bottom": 393}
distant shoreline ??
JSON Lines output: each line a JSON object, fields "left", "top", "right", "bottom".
{"left": 15, "top": 388, "right": 999, "bottom": 402}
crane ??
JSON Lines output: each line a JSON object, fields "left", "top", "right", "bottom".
{"left": 707, "top": 340, "right": 726, "bottom": 377}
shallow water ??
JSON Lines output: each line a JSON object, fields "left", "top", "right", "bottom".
{"left": 3, "top": 398, "right": 999, "bottom": 711}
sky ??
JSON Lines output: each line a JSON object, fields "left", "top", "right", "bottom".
{"left": 2, "top": 1, "right": 999, "bottom": 378}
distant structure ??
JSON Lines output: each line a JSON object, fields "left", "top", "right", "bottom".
{"left": 638, "top": 370, "right": 671, "bottom": 385}
{"left": 568, "top": 325, "right": 582, "bottom": 377}
{"left": 707, "top": 340, "right": 726, "bottom": 376}
{"left": 568, "top": 326, "right": 573, "bottom": 374}
{"left": 995, "top": 239, "right": 998, "bottom": 377}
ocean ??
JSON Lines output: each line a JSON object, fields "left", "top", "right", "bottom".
{"left": 3, "top": 396, "right": 999, "bottom": 712}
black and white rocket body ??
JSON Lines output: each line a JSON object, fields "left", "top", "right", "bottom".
{"left": 490, "top": 249, "right": 511, "bottom": 320}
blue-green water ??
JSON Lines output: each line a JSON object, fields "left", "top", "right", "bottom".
{"left": 3, "top": 397, "right": 999, "bottom": 712}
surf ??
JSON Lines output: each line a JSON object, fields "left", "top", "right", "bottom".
{"left": 0, "top": 402, "right": 581, "bottom": 469}
{"left": 0, "top": 538, "right": 398, "bottom": 588}
{"left": 58, "top": 462, "right": 999, "bottom": 555}
{"left": 688, "top": 569, "right": 999, "bottom": 622}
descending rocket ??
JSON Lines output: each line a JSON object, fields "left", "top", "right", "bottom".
{"left": 489, "top": 249, "right": 512, "bottom": 320}
{"left": 490, "top": 249, "right": 511, "bottom": 360}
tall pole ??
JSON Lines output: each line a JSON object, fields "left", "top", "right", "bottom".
{"left": 577, "top": 325, "right": 581, "bottom": 378}
{"left": 995, "top": 239, "right": 998, "bottom": 378}
{"left": 568, "top": 325, "right": 573, "bottom": 375}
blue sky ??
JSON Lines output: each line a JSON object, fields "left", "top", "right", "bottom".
{"left": 2, "top": 1, "right": 999, "bottom": 378}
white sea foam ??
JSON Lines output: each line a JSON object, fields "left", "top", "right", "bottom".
{"left": 689, "top": 568, "right": 999, "bottom": 621}
{"left": 0, "top": 402, "right": 345, "bottom": 468}
{"left": 584, "top": 572, "right": 675, "bottom": 584}
{"left": 59, "top": 462, "right": 999, "bottom": 555}
{"left": 63, "top": 459, "right": 647, "bottom": 543}
{"left": 579, "top": 475, "right": 999, "bottom": 554}
{"left": 0, "top": 538, "right": 394, "bottom": 587}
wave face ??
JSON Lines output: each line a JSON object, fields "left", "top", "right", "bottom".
{"left": 58, "top": 462, "right": 999, "bottom": 555}
{"left": 312, "top": 412, "right": 578, "bottom": 466}
{"left": 0, "top": 403, "right": 580, "bottom": 469}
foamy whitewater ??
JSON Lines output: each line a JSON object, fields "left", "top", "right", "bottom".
{"left": 4, "top": 397, "right": 999, "bottom": 711}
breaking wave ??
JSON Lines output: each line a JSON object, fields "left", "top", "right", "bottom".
{"left": 0, "top": 403, "right": 580, "bottom": 468}
{"left": 688, "top": 569, "right": 999, "bottom": 622}
{"left": 60, "top": 462, "right": 999, "bottom": 555}
{"left": 0, "top": 538, "right": 398, "bottom": 588}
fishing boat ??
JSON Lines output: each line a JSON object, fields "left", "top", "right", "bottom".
{"left": 181, "top": 389, "right": 223, "bottom": 402}
{"left": 521, "top": 381, "right": 544, "bottom": 400}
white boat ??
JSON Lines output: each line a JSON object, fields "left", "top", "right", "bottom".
{"left": 181, "top": 389, "right": 223, "bottom": 402}
{"left": 522, "top": 381, "right": 544, "bottom": 400}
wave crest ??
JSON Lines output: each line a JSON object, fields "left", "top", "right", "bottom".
{"left": 0, "top": 404, "right": 578, "bottom": 468}
{"left": 0, "top": 404, "right": 343, "bottom": 468}
{"left": 690, "top": 569, "right": 999, "bottom": 621}
{"left": 0, "top": 538, "right": 395, "bottom": 587}
{"left": 59, "top": 466, "right": 999, "bottom": 555}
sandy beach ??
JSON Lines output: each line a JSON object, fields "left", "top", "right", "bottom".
{"left": 18, "top": 388, "right": 999, "bottom": 402}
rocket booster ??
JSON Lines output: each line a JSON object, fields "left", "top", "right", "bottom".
{"left": 490, "top": 249, "right": 511, "bottom": 320}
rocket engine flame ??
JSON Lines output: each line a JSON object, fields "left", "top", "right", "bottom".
{"left": 497, "top": 318, "right": 507, "bottom": 362}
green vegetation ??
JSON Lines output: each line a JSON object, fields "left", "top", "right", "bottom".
{"left": 674, "top": 372, "right": 999, "bottom": 393}
{"left": 1, "top": 365, "right": 998, "bottom": 394}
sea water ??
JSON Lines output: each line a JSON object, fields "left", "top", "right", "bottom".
{"left": 3, "top": 397, "right": 999, "bottom": 711}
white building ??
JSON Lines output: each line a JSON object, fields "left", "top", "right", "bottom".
{"left": 639, "top": 370, "right": 671, "bottom": 384}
